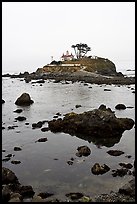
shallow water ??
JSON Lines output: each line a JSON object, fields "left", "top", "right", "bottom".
{"left": 2, "top": 77, "right": 135, "bottom": 200}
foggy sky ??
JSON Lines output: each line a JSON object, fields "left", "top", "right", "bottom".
{"left": 2, "top": 2, "right": 135, "bottom": 73}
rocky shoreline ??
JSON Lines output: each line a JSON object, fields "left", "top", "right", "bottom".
{"left": 2, "top": 70, "right": 135, "bottom": 85}
{"left": 2, "top": 166, "right": 135, "bottom": 202}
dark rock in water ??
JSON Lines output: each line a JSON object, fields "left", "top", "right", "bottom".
{"left": 15, "top": 116, "right": 26, "bottom": 121}
{"left": 5, "top": 154, "right": 13, "bottom": 158}
{"left": 119, "top": 162, "right": 133, "bottom": 169}
{"left": 41, "top": 127, "right": 49, "bottom": 132}
{"left": 67, "top": 160, "right": 73, "bottom": 165}
{"left": 13, "top": 109, "right": 23, "bottom": 113}
{"left": 8, "top": 125, "right": 18, "bottom": 130}
{"left": 35, "top": 137, "right": 48, "bottom": 142}
{"left": 48, "top": 105, "right": 134, "bottom": 139}
{"left": 115, "top": 104, "right": 126, "bottom": 110}
{"left": 91, "top": 163, "right": 110, "bottom": 175}
{"left": 112, "top": 168, "right": 128, "bottom": 177}
{"left": 76, "top": 145, "right": 91, "bottom": 157}
{"left": 2, "top": 167, "right": 19, "bottom": 184}
{"left": 2, "top": 99, "right": 5, "bottom": 104}
{"left": 11, "top": 160, "right": 21, "bottom": 164}
{"left": 104, "top": 88, "right": 111, "bottom": 91}
{"left": 32, "top": 121, "right": 43, "bottom": 129}
{"left": 75, "top": 104, "right": 82, "bottom": 108}
{"left": 107, "top": 150, "right": 124, "bottom": 156}
{"left": 14, "top": 147, "right": 22, "bottom": 151}
{"left": 15, "top": 93, "right": 34, "bottom": 106}
{"left": 2, "top": 157, "right": 11, "bottom": 162}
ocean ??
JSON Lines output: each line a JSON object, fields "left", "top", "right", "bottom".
{"left": 2, "top": 71, "right": 135, "bottom": 200}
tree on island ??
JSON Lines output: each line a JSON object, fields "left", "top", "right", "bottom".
{"left": 71, "top": 43, "right": 91, "bottom": 59}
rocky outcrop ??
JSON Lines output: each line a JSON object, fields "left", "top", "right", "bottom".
{"left": 2, "top": 167, "right": 35, "bottom": 202}
{"left": 48, "top": 105, "right": 134, "bottom": 139}
{"left": 2, "top": 167, "right": 19, "bottom": 185}
{"left": 15, "top": 93, "right": 34, "bottom": 106}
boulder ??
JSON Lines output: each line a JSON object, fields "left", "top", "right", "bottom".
{"left": 91, "top": 163, "right": 110, "bottom": 175}
{"left": 115, "top": 104, "right": 126, "bottom": 110}
{"left": 19, "top": 185, "right": 35, "bottom": 197}
{"left": 76, "top": 145, "right": 91, "bottom": 157}
{"left": 15, "top": 93, "right": 34, "bottom": 106}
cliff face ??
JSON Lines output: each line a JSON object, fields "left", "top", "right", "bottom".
{"left": 36, "top": 57, "right": 120, "bottom": 77}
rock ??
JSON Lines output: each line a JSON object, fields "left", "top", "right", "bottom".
{"left": 8, "top": 125, "right": 18, "bottom": 129}
{"left": 107, "top": 150, "right": 124, "bottom": 156}
{"left": 19, "top": 185, "right": 35, "bottom": 197}
{"left": 11, "top": 160, "right": 21, "bottom": 164}
{"left": 67, "top": 160, "right": 73, "bottom": 165}
{"left": 24, "top": 77, "right": 31, "bottom": 83}
{"left": 119, "top": 179, "right": 135, "bottom": 197}
{"left": 48, "top": 105, "right": 134, "bottom": 138}
{"left": 2, "top": 185, "right": 11, "bottom": 202}
{"left": 75, "top": 105, "right": 82, "bottom": 108}
{"left": 76, "top": 145, "right": 91, "bottom": 157}
{"left": 2, "top": 157, "right": 11, "bottom": 162}
{"left": 2, "top": 99, "right": 5, "bottom": 104}
{"left": 13, "top": 109, "right": 23, "bottom": 113}
{"left": 115, "top": 104, "right": 126, "bottom": 110}
{"left": 119, "top": 163, "right": 133, "bottom": 169}
{"left": 2, "top": 167, "right": 19, "bottom": 184}
{"left": 35, "top": 138, "right": 48, "bottom": 142}
{"left": 15, "top": 93, "right": 34, "bottom": 106}
{"left": 112, "top": 168, "right": 128, "bottom": 177}
{"left": 41, "top": 127, "right": 49, "bottom": 132}
{"left": 14, "top": 147, "right": 22, "bottom": 151}
{"left": 104, "top": 88, "right": 111, "bottom": 91}
{"left": 15, "top": 116, "right": 26, "bottom": 121}
{"left": 32, "top": 121, "right": 44, "bottom": 129}
{"left": 91, "top": 163, "right": 110, "bottom": 175}
{"left": 5, "top": 154, "right": 13, "bottom": 158}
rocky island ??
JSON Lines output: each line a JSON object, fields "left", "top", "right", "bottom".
{"left": 2, "top": 56, "right": 135, "bottom": 85}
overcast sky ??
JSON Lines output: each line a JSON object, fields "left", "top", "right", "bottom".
{"left": 2, "top": 2, "right": 135, "bottom": 74}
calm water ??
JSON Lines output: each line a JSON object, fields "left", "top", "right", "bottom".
{"left": 2, "top": 77, "right": 135, "bottom": 200}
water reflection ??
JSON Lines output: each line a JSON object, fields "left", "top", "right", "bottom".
{"left": 67, "top": 132, "right": 122, "bottom": 147}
